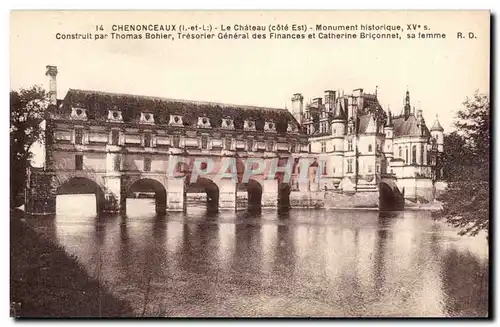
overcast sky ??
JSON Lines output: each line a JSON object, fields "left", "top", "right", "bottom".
{"left": 11, "top": 11, "right": 489, "bottom": 137}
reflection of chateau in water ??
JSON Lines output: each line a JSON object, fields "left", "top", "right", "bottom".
{"left": 30, "top": 197, "right": 488, "bottom": 317}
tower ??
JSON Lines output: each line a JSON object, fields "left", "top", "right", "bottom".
{"left": 430, "top": 114, "right": 444, "bottom": 152}
{"left": 291, "top": 93, "right": 304, "bottom": 125}
{"left": 383, "top": 108, "right": 394, "bottom": 173}
{"left": 45, "top": 65, "right": 58, "bottom": 105}
{"left": 404, "top": 89, "right": 411, "bottom": 119}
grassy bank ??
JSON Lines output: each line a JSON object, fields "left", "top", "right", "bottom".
{"left": 10, "top": 210, "right": 134, "bottom": 318}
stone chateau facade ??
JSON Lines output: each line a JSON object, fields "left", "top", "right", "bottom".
{"left": 25, "top": 65, "right": 442, "bottom": 215}
{"left": 25, "top": 66, "right": 323, "bottom": 215}
{"left": 289, "top": 88, "right": 445, "bottom": 201}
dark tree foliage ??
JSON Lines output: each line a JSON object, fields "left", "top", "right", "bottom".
{"left": 440, "top": 92, "right": 490, "bottom": 237}
{"left": 10, "top": 86, "right": 48, "bottom": 208}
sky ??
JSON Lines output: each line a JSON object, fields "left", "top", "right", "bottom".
{"left": 10, "top": 10, "right": 490, "bottom": 165}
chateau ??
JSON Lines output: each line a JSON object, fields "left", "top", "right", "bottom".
{"left": 25, "top": 66, "right": 443, "bottom": 216}
{"left": 289, "top": 88, "right": 445, "bottom": 201}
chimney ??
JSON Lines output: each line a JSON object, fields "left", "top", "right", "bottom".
{"left": 291, "top": 93, "right": 304, "bottom": 124}
{"left": 313, "top": 97, "right": 323, "bottom": 106}
{"left": 45, "top": 65, "right": 58, "bottom": 105}
{"left": 324, "top": 90, "right": 336, "bottom": 111}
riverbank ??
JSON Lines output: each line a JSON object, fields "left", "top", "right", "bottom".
{"left": 10, "top": 209, "right": 134, "bottom": 317}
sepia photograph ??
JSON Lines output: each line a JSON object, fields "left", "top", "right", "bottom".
{"left": 9, "top": 10, "right": 490, "bottom": 318}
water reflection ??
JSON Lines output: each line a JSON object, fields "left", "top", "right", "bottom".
{"left": 26, "top": 195, "right": 489, "bottom": 317}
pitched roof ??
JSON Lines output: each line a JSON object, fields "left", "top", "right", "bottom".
{"left": 357, "top": 114, "right": 372, "bottom": 134}
{"left": 393, "top": 114, "right": 430, "bottom": 138}
{"left": 430, "top": 117, "right": 444, "bottom": 131}
{"left": 57, "top": 89, "right": 301, "bottom": 133}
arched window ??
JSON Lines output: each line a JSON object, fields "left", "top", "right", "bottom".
{"left": 399, "top": 146, "right": 402, "bottom": 158}
{"left": 405, "top": 146, "right": 409, "bottom": 163}
{"left": 420, "top": 144, "right": 425, "bottom": 165}
{"left": 368, "top": 144, "right": 373, "bottom": 152}
{"left": 412, "top": 145, "right": 417, "bottom": 164}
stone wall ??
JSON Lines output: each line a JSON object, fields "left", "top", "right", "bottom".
{"left": 290, "top": 191, "right": 324, "bottom": 208}
{"left": 324, "top": 191, "right": 378, "bottom": 208}
{"left": 397, "top": 177, "right": 434, "bottom": 202}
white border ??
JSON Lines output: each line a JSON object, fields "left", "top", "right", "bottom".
{"left": 3, "top": 1, "right": 497, "bottom": 326}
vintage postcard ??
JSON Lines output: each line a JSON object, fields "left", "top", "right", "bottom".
{"left": 10, "top": 10, "right": 490, "bottom": 318}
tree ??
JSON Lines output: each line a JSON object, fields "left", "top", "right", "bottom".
{"left": 10, "top": 86, "right": 48, "bottom": 208}
{"left": 440, "top": 92, "right": 490, "bottom": 237}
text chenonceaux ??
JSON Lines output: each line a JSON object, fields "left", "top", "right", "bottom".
{"left": 107, "top": 23, "right": 405, "bottom": 32}
{"left": 55, "top": 23, "right": 447, "bottom": 40}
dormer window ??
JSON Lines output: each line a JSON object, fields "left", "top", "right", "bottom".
{"left": 107, "top": 109, "right": 123, "bottom": 122}
{"left": 244, "top": 120, "right": 256, "bottom": 131}
{"left": 197, "top": 117, "right": 211, "bottom": 129}
{"left": 264, "top": 121, "right": 276, "bottom": 133}
{"left": 222, "top": 118, "right": 235, "bottom": 129}
{"left": 169, "top": 115, "right": 183, "bottom": 126}
{"left": 140, "top": 112, "right": 154, "bottom": 125}
{"left": 287, "top": 123, "right": 298, "bottom": 134}
{"left": 70, "top": 107, "right": 88, "bottom": 121}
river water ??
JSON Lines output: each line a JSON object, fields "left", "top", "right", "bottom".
{"left": 27, "top": 194, "right": 489, "bottom": 317}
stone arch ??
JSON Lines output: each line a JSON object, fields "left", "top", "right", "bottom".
{"left": 379, "top": 180, "right": 404, "bottom": 211}
{"left": 54, "top": 171, "right": 106, "bottom": 192}
{"left": 185, "top": 176, "right": 220, "bottom": 213}
{"left": 126, "top": 178, "right": 167, "bottom": 214}
{"left": 247, "top": 178, "right": 263, "bottom": 211}
{"left": 56, "top": 176, "right": 106, "bottom": 214}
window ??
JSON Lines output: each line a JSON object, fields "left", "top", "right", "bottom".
{"left": 376, "top": 144, "right": 380, "bottom": 152}
{"left": 333, "top": 129, "right": 336, "bottom": 135}
{"left": 332, "top": 166, "right": 336, "bottom": 173}
{"left": 420, "top": 144, "right": 425, "bottom": 165}
{"left": 376, "top": 165, "right": 380, "bottom": 173}
{"left": 75, "top": 128, "right": 83, "bottom": 145}
{"left": 75, "top": 155, "right": 83, "bottom": 170}
{"left": 144, "top": 132, "right": 152, "bottom": 147}
{"left": 114, "top": 155, "right": 121, "bottom": 172}
{"left": 247, "top": 139, "right": 253, "bottom": 151}
{"left": 267, "top": 141, "right": 274, "bottom": 152}
{"left": 412, "top": 145, "right": 417, "bottom": 164}
{"left": 347, "top": 159, "right": 353, "bottom": 173}
{"left": 201, "top": 136, "right": 208, "bottom": 150}
{"left": 333, "top": 145, "right": 336, "bottom": 152}
{"left": 321, "top": 141, "right": 326, "bottom": 153}
{"left": 111, "top": 130, "right": 119, "bottom": 145}
{"left": 144, "top": 157, "right": 151, "bottom": 172}
{"left": 322, "top": 162, "right": 327, "bottom": 175}
{"left": 368, "top": 144, "right": 373, "bottom": 152}
{"left": 308, "top": 144, "right": 312, "bottom": 153}
{"left": 399, "top": 146, "right": 402, "bottom": 158}
{"left": 225, "top": 137, "right": 232, "bottom": 150}
{"left": 348, "top": 126, "right": 353, "bottom": 134}
{"left": 290, "top": 143, "right": 296, "bottom": 153}
{"left": 172, "top": 135, "right": 180, "bottom": 148}
{"left": 348, "top": 140, "right": 353, "bottom": 151}
{"left": 405, "top": 146, "right": 409, "bottom": 163}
